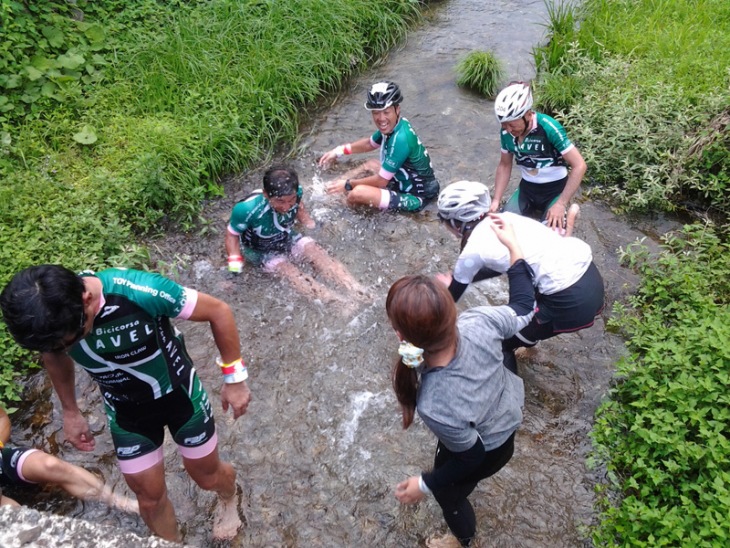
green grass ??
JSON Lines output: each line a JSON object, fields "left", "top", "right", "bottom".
{"left": 533, "top": 0, "right": 730, "bottom": 217}
{"left": 454, "top": 50, "right": 504, "bottom": 99}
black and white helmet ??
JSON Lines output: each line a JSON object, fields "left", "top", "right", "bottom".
{"left": 494, "top": 82, "right": 533, "bottom": 122}
{"left": 437, "top": 181, "right": 491, "bottom": 223}
{"left": 365, "top": 81, "right": 403, "bottom": 111}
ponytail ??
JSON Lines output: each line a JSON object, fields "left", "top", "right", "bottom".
{"left": 392, "top": 358, "right": 418, "bottom": 429}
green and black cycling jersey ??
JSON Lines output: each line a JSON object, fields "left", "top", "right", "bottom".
{"left": 227, "top": 188, "right": 303, "bottom": 252}
{"left": 500, "top": 112, "right": 573, "bottom": 184}
{"left": 372, "top": 117, "right": 439, "bottom": 199}
{"left": 67, "top": 268, "right": 197, "bottom": 405}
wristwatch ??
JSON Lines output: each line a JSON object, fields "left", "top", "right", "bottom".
{"left": 344, "top": 179, "right": 353, "bottom": 192}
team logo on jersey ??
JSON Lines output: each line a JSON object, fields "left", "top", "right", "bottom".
{"left": 100, "top": 305, "right": 121, "bottom": 318}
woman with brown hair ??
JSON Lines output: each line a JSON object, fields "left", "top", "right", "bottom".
{"left": 386, "top": 215, "right": 535, "bottom": 548}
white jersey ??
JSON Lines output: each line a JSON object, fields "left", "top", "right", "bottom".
{"left": 453, "top": 212, "right": 592, "bottom": 295}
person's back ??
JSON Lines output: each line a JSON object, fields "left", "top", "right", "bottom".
{"left": 416, "top": 305, "right": 525, "bottom": 453}
{"left": 456, "top": 212, "right": 592, "bottom": 295}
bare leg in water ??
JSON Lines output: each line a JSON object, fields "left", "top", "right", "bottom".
{"left": 269, "top": 261, "right": 357, "bottom": 313}
{"left": 294, "top": 241, "right": 369, "bottom": 298}
{"left": 10, "top": 450, "right": 139, "bottom": 513}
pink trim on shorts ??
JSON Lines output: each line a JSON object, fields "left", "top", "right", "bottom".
{"left": 118, "top": 447, "right": 164, "bottom": 475}
{"left": 179, "top": 432, "right": 218, "bottom": 460}
{"left": 227, "top": 224, "right": 241, "bottom": 235}
{"left": 379, "top": 189, "right": 391, "bottom": 210}
{"left": 177, "top": 288, "right": 198, "bottom": 320}
{"left": 17, "top": 448, "right": 41, "bottom": 483}
{"left": 290, "top": 236, "right": 314, "bottom": 260}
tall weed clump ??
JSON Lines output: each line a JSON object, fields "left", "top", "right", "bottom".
{"left": 455, "top": 51, "right": 504, "bottom": 99}
{"left": 0, "top": 0, "right": 424, "bottom": 403}
{"left": 593, "top": 225, "right": 730, "bottom": 545}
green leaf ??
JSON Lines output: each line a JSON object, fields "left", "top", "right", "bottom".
{"left": 30, "top": 56, "right": 56, "bottom": 71}
{"left": 25, "top": 66, "right": 44, "bottom": 81}
{"left": 4, "top": 75, "right": 22, "bottom": 89}
{"left": 73, "top": 125, "right": 98, "bottom": 145}
{"left": 84, "top": 24, "right": 106, "bottom": 44}
{"left": 57, "top": 53, "right": 85, "bottom": 70}
{"left": 40, "top": 81, "right": 57, "bottom": 97}
{"left": 41, "top": 26, "right": 65, "bottom": 48}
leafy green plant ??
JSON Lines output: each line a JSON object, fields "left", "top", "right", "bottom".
{"left": 591, "top": 224, "right": 730, "bottom": 545}
{"left": 455, "top": 50, "right": 504, "bottom": 99}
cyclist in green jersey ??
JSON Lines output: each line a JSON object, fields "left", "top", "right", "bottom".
{"left": 490, "top": 82, "right": 585, "bottom": 235}
{"left": 1, "top": 266, "right": 251, "bottom": 542}
{"left": 225, "top": 166, "right": 367, "bottom": 307}
{"left": 319, "top": 81, "right": 440, "bottom": 212}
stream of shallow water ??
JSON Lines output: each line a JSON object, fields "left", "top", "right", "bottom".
{"left": 7, "top": 0, "right": 683, "bottom": 546}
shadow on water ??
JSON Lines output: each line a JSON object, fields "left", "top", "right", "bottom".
{"left": 11, "top": 0, "right": 686, "bottom": 546}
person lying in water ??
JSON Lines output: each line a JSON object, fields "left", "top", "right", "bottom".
{"left": 1, "top": 404, "right": 138, "bottom": 513}
{"left": 225, "top": 165, "right": 367, "bottom": 307}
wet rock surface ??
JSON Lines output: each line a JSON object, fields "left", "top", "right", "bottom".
{"left": 0, "top": 506, "right": 182, "bottom": 548}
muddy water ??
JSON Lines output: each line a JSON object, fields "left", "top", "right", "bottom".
{"left": 10, "top": 0, "right": 682, "bottom": 546}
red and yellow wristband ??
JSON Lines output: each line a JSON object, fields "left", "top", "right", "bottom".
{"left": 216, "top": 357, "right": 248, "bottom": 384}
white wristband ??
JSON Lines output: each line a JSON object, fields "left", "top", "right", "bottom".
{"left": 333, "top": 145, "right": 346, "bottom": 157}
{"left": 418, "top": 475, "right": 432, "bottom": 495}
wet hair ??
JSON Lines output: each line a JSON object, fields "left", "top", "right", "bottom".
{"left": 262, "top": 165, "right": 299, "bottom": 197}
{"left": 0, "top": 265, "right": 86, "bottom": 352}
{"left": 386, "top": 275, "right": 458, "bottom": 429}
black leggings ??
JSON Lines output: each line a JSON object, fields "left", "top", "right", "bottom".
{"left": 431, "top": 433, "right": 516, "bottom": 546}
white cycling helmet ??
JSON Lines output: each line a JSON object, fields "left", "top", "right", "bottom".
{"left": 494, "top": 82, "right": 533, "bottom": 123}
{"left": 437, "top": 181, "right": 491, "bottom": 223}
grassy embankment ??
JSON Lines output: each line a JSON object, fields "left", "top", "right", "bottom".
{"left": 0, "top": 0, "right": 425, "bottom": 404}
{"left": 532, "top": 0, "right": 729, "bottom": 544}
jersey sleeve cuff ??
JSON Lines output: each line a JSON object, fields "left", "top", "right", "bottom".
{"left": 177, "top": 288, "right": 198, "bottom": 320}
